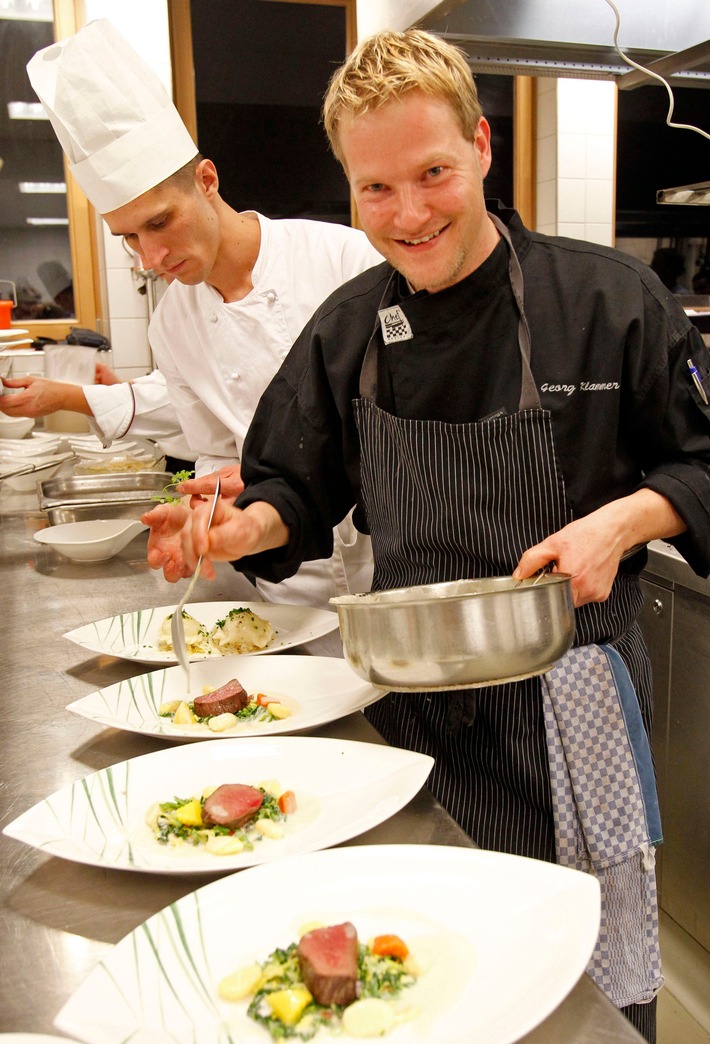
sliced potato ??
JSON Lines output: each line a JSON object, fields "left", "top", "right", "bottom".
{"left": 205, "top": 834, "right": 245, "bottom": 856}
{"left": 253, "top": 818, "right": 284, "bottom": 840}
{"left": 217, "top": 962, "right": 262, "bottom": 1001}
{"left": 144, "top": 801, "right": 161, "bottom": 829}
{"left": 342, "top": 997, "right": 396, "bottom": 1038}
{"left": 158, "top": 699, "right": 181, "bottom": 715}
{"left": 257, "top": 778, "right": 283, "bottom": 798}
{"left": 172, "top": 701, "right": 197, "bottom": 725}
{"left": 267, "top": 702, "right": 291, "bottom": 720}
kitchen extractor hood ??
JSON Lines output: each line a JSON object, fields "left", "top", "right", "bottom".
{"left": 418, "top": 0, "right": 710, "bottom": 85}
{"left": 657, "top": 181, "right": 710, "bottom": 205}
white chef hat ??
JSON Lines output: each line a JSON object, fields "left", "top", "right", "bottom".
{"left": 26, "top": 19, "right": 198, "bottom": 215}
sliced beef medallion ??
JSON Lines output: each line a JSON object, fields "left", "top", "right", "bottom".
{"left": 193, "top": 678, "right": 249, "bottom": 717}
{"left": 297, "top": 922, "right": 360, "bottom": 1006}
{"left": 201, "top": 784, "right": 263, "bottom": 828}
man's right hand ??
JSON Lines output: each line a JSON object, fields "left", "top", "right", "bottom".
{"left": 0, "top": 375, "right": 83, "bottom": 417}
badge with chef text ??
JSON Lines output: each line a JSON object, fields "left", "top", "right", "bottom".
{"left": 378, "top": 305, "right": 413, "bottom": 344}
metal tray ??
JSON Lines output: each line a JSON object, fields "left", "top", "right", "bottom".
{"left": 44, "top": 502, "right": 156, "bottom": 525}
{"left": 39, "top": 471, "right": 172, "bottom": 511}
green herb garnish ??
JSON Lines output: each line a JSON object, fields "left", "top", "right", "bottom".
{"left": 151, "top": 469, "right": 195, "bottom": 503}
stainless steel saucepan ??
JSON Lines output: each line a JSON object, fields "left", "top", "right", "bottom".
{"left": 331, "top": 574, "right": 575, "bottom": 691}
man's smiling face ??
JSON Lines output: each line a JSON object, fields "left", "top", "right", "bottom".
{"left": 340, "top": 90, "right": 498, "bottom": 293}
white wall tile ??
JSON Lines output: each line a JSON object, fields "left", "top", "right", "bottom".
{"left": 558, "top": 133, "right": 587, "bottom": 179}
{"left": 585, "top": 178, "right": 614, "bottom": 223}
{"left": 109, "top": 317, "right": 153, "bottom": 369}
{"left": 537, "top": 179, "right": 557, "bottom": 227}
{"left": 102, "top": 229, "right": 134, "bottom": 270}
{"left": 557, "top": 178, "right": 586, "bottom": 222}
{"left": 537, "top": 133, "right": 557, "bottom": 183}
{"left": 584, "top": 224, "right": 615, "bottom": 247}
{"left": 537, "top": 223, "right": 557, "bottom": 237}
{"left": 105, "top": 269, "right": 150, "bottom": 321}
{"left": 557, "top": 222, "right": 586, "bottom": 238}
{"left": 585, "top": 133, "right": 615, "bottom": 180}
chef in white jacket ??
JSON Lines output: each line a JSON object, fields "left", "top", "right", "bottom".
{"left": 27, "top": 18, "right": 381, "bottom": 628}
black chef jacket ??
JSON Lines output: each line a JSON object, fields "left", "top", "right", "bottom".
{"left": 236, "top": 201, "right": 710, "bottom": 580}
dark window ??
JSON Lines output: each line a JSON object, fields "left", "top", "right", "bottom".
{"left": 616, "top": 85, "right": 710, "bottom": 238}
{"left": 189, "top": 2, "right": 515, "bottom": 223}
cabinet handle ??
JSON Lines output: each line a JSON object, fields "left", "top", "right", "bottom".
{"left": 651, "top": 598, "right": 665, "bottom": 616}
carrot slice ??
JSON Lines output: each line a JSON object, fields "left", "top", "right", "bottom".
{"left": 370, "top": 934, "right": 409, "bottom": 960}
{"left": 278, "top": 790, "right": 297, "bottom": 814}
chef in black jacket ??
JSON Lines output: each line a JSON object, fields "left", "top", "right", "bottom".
{"left": 164, "top": 30, "right": 710, "bottom": 1041}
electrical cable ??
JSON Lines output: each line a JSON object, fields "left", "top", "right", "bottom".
{"left": 603, "top": 0, "right": 710, "bottom": 142}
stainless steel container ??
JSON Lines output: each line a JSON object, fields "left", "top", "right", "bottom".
{"left": 331, "top": 574, "right": 575, "bottom": 691}
{"left": 38, "top": 472, "right": 173, "bottom": 524}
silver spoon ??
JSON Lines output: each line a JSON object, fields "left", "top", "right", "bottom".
{"left": 170, "top": 472, "right": 221, "bottom": 694}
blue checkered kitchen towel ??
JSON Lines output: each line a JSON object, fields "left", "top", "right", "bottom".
{"left": 541, "top": 644, "right": 664, "bottom": 1008}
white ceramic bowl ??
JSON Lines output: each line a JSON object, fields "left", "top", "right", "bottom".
{"left": 0, "top": 415, "right": 34, "bottom": 439}
{"left": 33, "top": 519, "right": 148, "bottom": 562}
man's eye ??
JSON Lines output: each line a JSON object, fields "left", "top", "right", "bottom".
{"left": 427, "top": 166, "right": 444, "bottom": 177}
{"left": 365, "top": 184, "right": 384, "bottom": 194}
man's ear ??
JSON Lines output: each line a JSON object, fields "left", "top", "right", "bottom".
{"left": 197, "top": 158, "right": 220, "bottom": 198}
{"left": 473, "top": 117, "right": 493, "bottom": 180}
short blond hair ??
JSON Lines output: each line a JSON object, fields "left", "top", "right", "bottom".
{"left": 323, "top": 29, "right": 483, "bottom": 165}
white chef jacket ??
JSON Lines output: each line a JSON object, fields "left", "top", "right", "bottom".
{"left": 83, "top": 369, "right": 194, "bottom": 461}
{"left": 149, "top": 213, "right": 383, "bottom": 618}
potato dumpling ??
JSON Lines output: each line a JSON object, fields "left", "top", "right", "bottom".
{"left": 210, "top": 607, "right": 273, "bottom": 654}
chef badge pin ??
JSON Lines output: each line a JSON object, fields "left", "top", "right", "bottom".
{"left": 378, "top": 305, "right": 413, "bottom": 344}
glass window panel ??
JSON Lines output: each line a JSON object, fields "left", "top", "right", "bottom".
{"left": 0, "top": 13, "right": 76, "bottom": 320}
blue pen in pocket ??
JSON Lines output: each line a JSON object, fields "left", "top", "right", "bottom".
{"left": 687, "top": 359, "right": 708, "bottom": 404}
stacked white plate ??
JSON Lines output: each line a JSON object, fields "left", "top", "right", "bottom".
{"left": 0, "top": 432, "right": 74, "bottom": 490}
{"left": 0, "top": 327, "right": 33, "bottom": 350}
{"left": 69, "top": 434, "right": 160, "bottom": 473}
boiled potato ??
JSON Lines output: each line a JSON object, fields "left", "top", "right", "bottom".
{"left": 172, "top": 701, "right": 197, "bottom": 725}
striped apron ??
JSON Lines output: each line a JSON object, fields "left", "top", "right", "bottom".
{"left": 361, "top": 214, "right": 652, "bottom": 863}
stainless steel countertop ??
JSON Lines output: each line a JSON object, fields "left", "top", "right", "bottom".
{"left": 0, "top": 491, "right": 643, "bottom": 1042}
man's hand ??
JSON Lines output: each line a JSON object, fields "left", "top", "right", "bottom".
{"left": 512, "top": 489, "right": 686, "bottom": 606}
{"left": 183, "top": 497, "right": 290, "bottom": 569}
{"left": 0, "top": 375, "right": 88, "bottom": 417}
{"left": 95, "top": 362, "right": 121, "bottom": 386}
{"left": 178, "top": 464, "right": 244, "bottom": 503}
{"left": 140, "top": 500, "right": 195, "bottom": 582}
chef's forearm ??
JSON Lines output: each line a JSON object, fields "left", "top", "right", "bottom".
{"left": 241, "top": 500, "right": 290, "bottom": 554}
{"left": 603, "top": 487, "right": 686, "bottom": 552}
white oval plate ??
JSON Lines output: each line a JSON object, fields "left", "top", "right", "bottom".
{"left": 63, "top": 600, "right": 339, "bottom": 663}
{"left": 3, "top": 737, "right": 432, "bottom": 874}
{"left": 54, "top": 844, "right": 600, "bottom": 1044}
{"left": 66, "top": 655, "right": 383, "bottom": 740}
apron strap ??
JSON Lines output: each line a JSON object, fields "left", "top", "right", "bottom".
{"left": 359, "top": 215, "right": 541, "bottom": 412}
{"left": 488, "top": 213, "right": 540, "bottom": 412}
